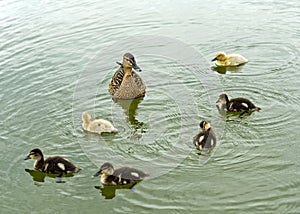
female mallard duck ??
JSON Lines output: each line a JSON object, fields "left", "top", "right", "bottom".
{"left": 93, "top": 162, "right": 149, "bottom": 185}
{"left": 109, "top": 53, "right": 146, "bottom": 100}
{"left": 212, "top": 52, "right": 248, "bottom": 66}
{"left": 24, "top": 148, "right": 81, "bottom": 176}
{"left": 193, "top": 121, "right": 216, "bottom": 151}
{"left": 217, "top": 93, "right": 261, "bottom": 116}
{"left": 82, "top": 112, "right": 118, "bottom": 134}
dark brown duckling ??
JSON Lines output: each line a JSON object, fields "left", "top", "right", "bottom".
{"left": 193, "top": 120, "right": 216, "bottom": 152}
{"left": 216, "top": 93, "right": 261, "bottom": 117}
{"left": 93, "top": 162, "right": 149, "bottom": 186}
{"left": 108, "top": 53, "right": 146, "bottom": 100}
{"left": 24, "top": 148, "right": 81, "bottom": 176}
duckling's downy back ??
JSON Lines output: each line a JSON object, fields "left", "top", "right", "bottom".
{"left": 81, "top": 112, "right": 117, "bottom": 134}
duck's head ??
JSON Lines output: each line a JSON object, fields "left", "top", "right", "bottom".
{"left": 122, "top": 53, "right": 142, "bottom": 72}
{"left": 25, "top": 148, "right": 43, "bottom": 161}
{"left": 199, "top": 120, "right": 211, "bottom": 131}
{"left": 212, "top": 52, "right": 226, "bottom": 61}
{"left": 93, "top": 162, "right": 114, "bottom": 177}
{"left": 82, "top": 112, "right": 92, "bottom": 124}
{"left": 217, "top": 93, "right": 229, "bottom": 104}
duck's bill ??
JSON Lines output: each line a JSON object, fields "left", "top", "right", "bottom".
{"left": 133, "top": 63, "right": 142, "bottom": 72}
{"left": 24, "top": 155, "right": 30, "bottom": 160}
{"left": 116, "top": 61, "right": 122, "bottom": 66}
{"left": 93, "top": 171, "right": 101, "bottom": 177}
{"left": 211, "top": 57, "right": 217, "bottom": 62}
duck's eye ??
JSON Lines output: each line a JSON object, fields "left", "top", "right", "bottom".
{"left": 126, "top": 59, "right": 133, "bottom": 64}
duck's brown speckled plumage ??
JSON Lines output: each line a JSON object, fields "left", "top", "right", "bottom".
{"left": 109, "top": 53, "right": 146, "bottom": 100}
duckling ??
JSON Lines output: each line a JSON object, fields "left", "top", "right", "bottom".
{"left": 82, "top": 112, "right": 118, "bottom": 134}
{"left": 193, "top": 121, "right": 216, "bottom": 151}
{"left": 24, "top": 148, "right": 81, "bottom": 176}
{"left": 212, "top": 52, "right": 248, "bottom": 67}
{"left": 109, "top": 53, "right": 146, "bottom": 100}
{"left": 216, "top": 93, "right": 261, "bottom": 116}
{"left": 93, "top": 162, "right": 149, "bottom": 186}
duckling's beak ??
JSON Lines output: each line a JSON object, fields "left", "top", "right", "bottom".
{"left": 93, "top": 170, "right": 102, "bottom": 177}
{"left": 132, "top": 62, "right": 142, "bottom": 72}
{"left": 24, "top": 155, "right": 30, "bottom": 160}
{"left": 212, "top": 57, "right": 217, "bottom": 62}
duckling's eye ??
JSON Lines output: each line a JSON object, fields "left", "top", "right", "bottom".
{"left": 126, "top": 59, "right": 133, "bottom": 64}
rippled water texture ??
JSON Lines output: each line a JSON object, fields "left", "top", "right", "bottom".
{"left": 0, "top": 0, "right": 299, "bottom": 213}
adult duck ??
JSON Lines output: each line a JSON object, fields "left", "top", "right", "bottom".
{"left": 109, "top": 53, "right": 146, "bottom": 100}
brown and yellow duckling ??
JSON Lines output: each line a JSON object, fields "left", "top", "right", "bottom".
{"left": 109, "top": 53, "right": 146, "bottom": 100}
{"left": 93, "top": 162, "right": 149, "bottom": 186}
{"left": 25, "top": 148, "right": 81, "bottom": 176}
{"left": 193, "top": 121, "right": 216, "bottom": 152}
{"left": 217, "top": 93, "right": 261, "bottom": 117}
{"left": 82, "top": 112, "right": 118, "bottom": 134}
{"left": 212, "top": 52, "right": 248, "bottom": 67}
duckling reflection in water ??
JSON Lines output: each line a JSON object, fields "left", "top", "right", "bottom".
{"left": 193, "top": 121, "right": 216, "bottom": 153}
{"left": 24, "top": 148, "right": 81, "bottom": 179}
{"left": 216, "top": 93, "right": 261, "bottom": 117}
{"left": 95, "top": 183, "right": 138, "bottom": 199}
{"left": 109, "top": 53, "right": 146, "bottom": 100}
{"left": 212, "top": 52, "right": 248, "bottom": 67}
{"left": 82, "top": 112, "right": 118, "bottom": 134}
{"left": 93, "top": 162, "right": 149, "bottom": 186}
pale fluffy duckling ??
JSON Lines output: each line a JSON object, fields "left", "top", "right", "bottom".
{"left": 212, "top": 52, "right": 248, "bottom": 67}
{"left": 93, "top": 162, "right": 149, "bottom": 186}
{"left": 109, "top": 53, "right": 146, "bottom": 100}
{"left": 24, "top": 148, "right": 81, "bottom": 176}
{"left": 82, "top": 112, "right": 118, "bottom": 134}
{"left": 193, "top": 121, "right": 216, "bottom": 152}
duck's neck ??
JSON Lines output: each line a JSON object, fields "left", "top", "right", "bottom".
{"left": 34, "top": 158, "right": 44, "bottom": 170}
{"left": 101, "top": 174, "right": 110, "bottom": 184}
{"left": 124, "top": 67, "right": 133, "bottom": 77}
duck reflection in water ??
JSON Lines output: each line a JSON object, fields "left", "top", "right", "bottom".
{"left": 94, "top": 183, "right": 138, "bottom": 199}
{"left": 25, "top": 169, "right": 75, "bottom": 183}
{"left": 211, "top": 64, "right": 246, "bottom": 74}
{"left": 115, "top": 97, "right": 146, "bottom": 134}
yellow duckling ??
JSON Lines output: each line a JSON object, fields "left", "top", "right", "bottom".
{"left": 109, "top": 53, "right": 146, "bottom": 100}
{"left": 81, "top": 112, "right": 118, "bottom": 134}
{"left": 212, "top": 52, "right": 248, "bottom": 67}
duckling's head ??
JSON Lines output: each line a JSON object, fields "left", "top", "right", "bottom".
{"left": 199, "top": 120, "right": 211, "bottom": 131}
{"left": 212, "top": 52, "right": 227, "bottom": 61}
{"left": 122, "top": 53, "right": 142, "bottom": 72}
{"left": 217, "top": 93, "right": 229, "bottom": 104}
{"left": 24, "top": 148, "right": 43, "bottom": 161}
{"left": 82, "top": 112, "right": 92, "bottom": 124}
{"left": 93, "top": 162, "right": 114, "bottom": 177}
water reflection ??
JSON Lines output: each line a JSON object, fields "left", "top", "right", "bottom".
{"left": 95, "top": 183, "right": 138, "bottom": 199}
{"left": 25, "top": 169, "right": 74, "bottom": 183}
{"left": 115, "top": 97, "right": 146, "bottom": 132}
{"left": 211, "top": 65, "right": 246, "bottom": 74}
